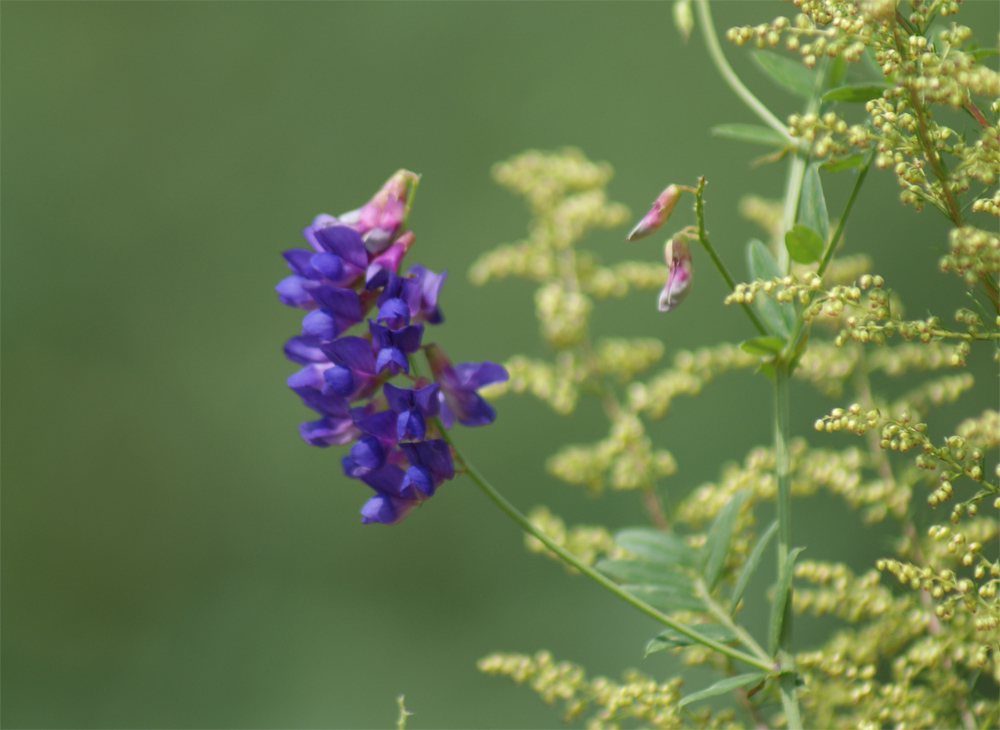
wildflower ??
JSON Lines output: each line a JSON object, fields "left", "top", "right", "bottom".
{"left": 627, "top": 184, "right": 681, "bottom": 241}
{"left": 426, "top": 343, "right": 509, "bottom": 427}
{"left": 658, "top": 234, "right": 693, "bottom": 312}
{"left": 278, "top": 170, "right": 502, "bottom": 524}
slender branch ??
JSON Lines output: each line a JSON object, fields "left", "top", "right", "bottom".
{"left": 818, "top": 147, "right": 876, "bottom": 279}
{"left": 779, "top": 153, "right": 807, "bottom": 273}
{"left": 693, "top": 177, "right": 769, "bottom": 336}
{"left": 773, "top": 364, "right": 802, "bottom": 730}
{"left": 694, "top": 0, "right": 796, "bottom": 146}
{"left": 441, "top": 428, "right": 775, "bottom": 673}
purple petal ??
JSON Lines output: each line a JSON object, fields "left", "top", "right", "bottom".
{"left": 393, "top": 323, "right": 424, "bottom": 353}
{"left": 309, "top": 252, "right": 345, "bottom": 281}
{"left": 299, "top": 416, "right": 357, "bottom": 446}
{"left": 452, "top": 361, "right": 509, "bottom": 390}
{"left": 360, "top": 494, "right": 416, "bottom": 525}
{"left": 375, "top": 347, "right": 409, "bottom": 376}
{"left": 383, "top": 382, "right": 413, "bottom": 413}
{"left": 301, "top": 309, "right": 337, "bottom": 340}
{"left": 350, "top": 436, "right": 385, "bottom": 470}
{"left": 413, "top": 383, "right": 441, "bottom": 417}
{"left": 396, "top": 410, "right": 426, "bottom": 442}
{"left": 286, "top": 364, "right": 330, "bottom": 391}
{"left": 302, "top": 214, "right": 339, "bottom": 252}
{"left": 376, "top": 298, "right": 411, "bottom": 329}
{"left": 360, "top": 463, "right": 407, "bottom": 497}
{"left": 323, "top": 365, "right": 355, "bottom": 397}
{"left": 437, "top": 394, "right": 455, "bottom": 429}
{"left": 400, "top": 466, "right": 435, "bottom": 498}
{"left": 319, "top": 336, "right": 377, "bottom": 375}
{"left": 276, "top": 275, "right": 316, "bottom": 309}
{"left": 284, "top": 335, "right": 328, "bottom": 364}
{"left": 310, "top": 286, "right": 362, "bottom": 326}
{"left": 356, "top": 410, "right": 399, "bottom": 444}
{"left": 312, "top": 226, "right": 368, "bottom": 269}
{"left": 283, "top": 248, "right": 322, "bottom": 278}
{"left": 292, "top": 385, "right": 351, "bottom": 419}
{"left": 401, "top": 439, "right": 454, "bottom": 481}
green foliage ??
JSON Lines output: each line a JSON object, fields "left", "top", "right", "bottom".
{"left": 474, "top": 1, "right": 1000, "bottom": 727}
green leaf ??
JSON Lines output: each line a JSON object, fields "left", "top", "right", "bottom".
{"left": 768, "top": 547, "right": 805, "bottom": 654}
{"left": 710, "top": 124, "right": 788, "bottom": 148}
{"left": 624, "top": 584, "right": 705, "bottom": 613}
{"left": 821, "top": 84, "right": 887, "bottom": 103}
{"left": 784, "top": 224, "right": 824, "bottom": 264}
{"left": 729, "top": 521, "right": 778, "bottom": 614}
{"left": 596, "top": 559, "right": 694, "bottom": 591}
{"left": 751, "top": 50, "right": 817, "bottom": 98}
{"left": 799, "top": 164, "right": 829, "bottom": 247}
{"left": 821, "top": 154, "right": 864, "bottom": 173}
{"left": 827, "top": 54, "right": 847, "bottom": 90}
{"left": 747, "top": 240, "right": 795, "bottom": 338}
{"left": 971, "top": 48, "right": 999, "bottom": 62}
{"left": 646, "top": 623, "right": 738, "bottom": 655}
{"left": 700, "top": 490, "right": 751, "bottom": 592}
{"left": 678, "top": 673, "right": 768, "bottom": 709}
{"left": 614, "top": 528, "right": 697, "bottom": 566}
{"left": 740, "top": 336, "right": 786, "bottom": 356}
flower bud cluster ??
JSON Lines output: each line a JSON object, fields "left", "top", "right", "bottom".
{"left": 628, "top": 344, "right": 759, "bottom": 419}
{"left": 795, "top": 562, "right": 891, "bottom": 621}
{"left": 546, "top": 413, "right": 676, "bottom": 494}
{"left": 523, "top": 506, "right": 621, "bottom": 570}
{"left": 480, "top": 354, "right": 580, "bottom": 415}
{"left": 276, "top": 172, "right": 507, "bottom": 524}
{"left": 940, "top": 227, "right": 1000, "bottom": 287}
{"left": 477, "top": 651, "right": 688, "bottom": 729}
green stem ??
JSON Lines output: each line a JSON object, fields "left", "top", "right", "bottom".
{"left": 695, "top": 0, "right": 796, "bottom": 146}
{"left": 700, "top": 581, "right": 772, "bottom": 665}
{"left": 779, "top": 153, "right": 807, "bottom": 273}
{"left": 818, "top": 147, "right": 875, "bottom": 279}
{"left": 773, "top": 364, "right": 801, "bottom": 730}
{"left": 693, "top": 177, "right": 768, "bottom": 337}
{"left": 440, "top": 428, "right": 775, "bottom": 673}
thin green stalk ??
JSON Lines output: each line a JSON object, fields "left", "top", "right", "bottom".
{"left": 779, "top": 153, "right": 806, "bottom": 273}
{"left": 440, "top": 427, "right": 775, "bottom": 673}
{"left": 695, "top": 0, "right": 795, "bottom": 146}
{"left": 693, "top": 177, "right": 768, "bottom": 337}
{"left": 773, "top": 364, "right": 802, "bottom": 730}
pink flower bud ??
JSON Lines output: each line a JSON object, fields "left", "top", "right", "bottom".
{"left": 658, "top": 234, "right": 693, "bottom": 312}
{"left": 628, "top": 184, "right": 681, "bottom": 242}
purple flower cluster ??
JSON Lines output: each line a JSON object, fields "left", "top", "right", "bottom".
{"left": 277, "top": 171, "right": 508, "bottom": 524}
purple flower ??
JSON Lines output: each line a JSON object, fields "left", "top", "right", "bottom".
{"left": 425, "top": 343, "right": 508, "bottom": 427}
{"left": 408, "top": 264, "right": 447, "bottom": 324}
{"left": 399, "top": 439, "right": 454, "bottom": 497}
{"left": 320, "top": 336, "right": 380, "bottom": 399}
{"left": 365, "top": 231, "right": 415, "bottom": 290}
{"left": 369, "top": 319, "right": 424, "bottom": 375}
{"left": 658, "top": 234, "right": 693, "bottom": 312}
{"left": 384, "top": 382, "right": 441, "bottom": 441}
{"left": 359, "top": 490, "right": 419, "bottom": 525}
{"left": 300, "top": 286, "right": 363, "bottom": 342}
{"left": 284, "top": 335, "right": 327, "bottom": 364}
{"left": 627, "top": 184, "right": 682, "bottom": 242}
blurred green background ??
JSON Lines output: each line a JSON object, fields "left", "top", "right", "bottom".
{"left": 3, "top": 2, "right": 997, "bottom": 727}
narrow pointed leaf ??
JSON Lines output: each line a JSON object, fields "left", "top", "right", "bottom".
{"left": 740, "top": 336, "right": 786, "bottom": 356}
{"left": 729, "top": 520, "right": 778, "bottom": 613}
{"left": 678, "top": 673, "right": 768, "bottom": 709}
{"left": 799, "top": 164, "right": 829, "bottom": 247}
{"left": 768, "top": 546, "right": 805, "bottom": 655}
{"left": 596, "top": 559, "right": 694, "bottom": 591}
{"left": 821, "top": 154, "right": 864, "bottom": 173}
{"left": 751, "top": 50, "right": 817, "bottom": 98}
{"left": 646, "top": 623, "right": 739, "bottom": 655}
{"left": 614, "top": 528, "right": 696, "bottom": 566}
{"left": 784, "top": 224, "right": 824, "bottom": 264}
{"left": 747, "top": 240, "right": 795, "bottom": 338}
{"left": 700, "top": 490, "right": 751, "bottom": 592}
{"left": 710, "top": 124, "right": 788, "bottom": 148}
{"left": 821, "top": 84, "right": 887, "bottom": 102}
{"left": 827, "top": 54, "right": 847, "bottom": 89}
{"left": 624, "top": 584, "right": 705, "bottom": 613}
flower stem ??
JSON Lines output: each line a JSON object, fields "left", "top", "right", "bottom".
{"left": 440, "top": 428, "right": 775, "bottom": 673}
{"left": 773, "top": 362, "right": 802, "bottom": 730}
{"left": 693, "top": 177, "right": 768, "bottom": 337}
{"left": 695, "top": 0, "right": 796, "bottom": 146}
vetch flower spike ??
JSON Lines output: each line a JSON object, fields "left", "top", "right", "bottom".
{"left": 658, "top": 234, "right": 693, "bottom": 312}
{"left": 628, "top": 184, "right": 682, "bottom": 242}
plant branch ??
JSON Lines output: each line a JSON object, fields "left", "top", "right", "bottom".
{"left": 441, "top": 428, "right": 775, "bottom": 673}
{"left": 695, "top": 0, "right": 796, "bottom": 146}
{"left": 693, "top": 176, "right": 768, "bottom": 336}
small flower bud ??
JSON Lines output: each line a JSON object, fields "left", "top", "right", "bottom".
{"left": 628, "top": 184, "right": 682, "bottom": 241}
{"left": 658, "top": 234, "right": 693, "bottom": 312}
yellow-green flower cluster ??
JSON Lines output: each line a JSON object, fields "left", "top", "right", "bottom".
{"left": 477, "top": 650, "right": 703, "bottom": 729}
{"left": 940, "top": 226, "right": 1000, "bottom": 287}
{"left": 547, "top": 413, "right": 677, "bottom": 494}
{"left": 523, "top": 506, "right": 621, "bottom": 570}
